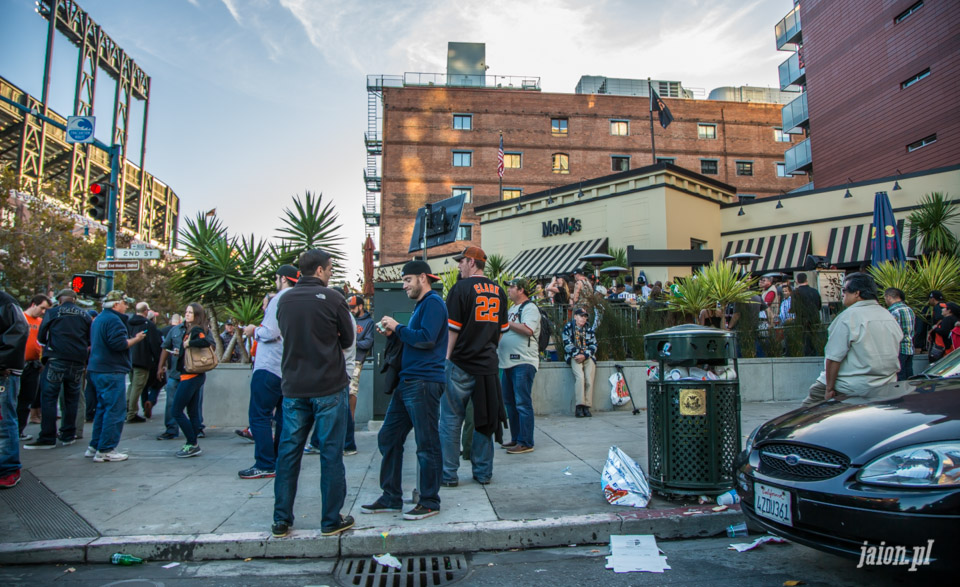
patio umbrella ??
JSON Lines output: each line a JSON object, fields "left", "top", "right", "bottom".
{"left": 362, "top": 235, "right": 375, "bottom": 296}
{"left": 870, "top": 191, "right": 906, "bottom": 265}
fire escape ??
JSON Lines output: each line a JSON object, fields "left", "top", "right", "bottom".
{"left": 362, "top": 76, "right": 385, "bottom": 240}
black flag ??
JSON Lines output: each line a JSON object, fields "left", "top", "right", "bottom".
{"left": 651, "top": 88, "right": 673, "bottom": 129}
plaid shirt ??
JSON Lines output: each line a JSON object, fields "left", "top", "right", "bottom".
{"left": 888, "top": 301, "right": 915, "bottom": 355}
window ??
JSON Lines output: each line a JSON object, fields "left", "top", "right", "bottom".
{"left": 776, "top": 162, "right": 789, "bottom": 178}
{"left": 452, "top": 186, "right": 472, "bottom": 203}
{"left": 457, "top": 224, "right": 473, "bottom": 241}
{"left": 774, "top": 128, "right": 792, "bottom": 142}
{"left": 452, "top": 151, "right": 472, "bottom": 167}
{"left": 551, "top": 118, "right": 568, "bottom": 136}
{"left": 698, "top": 124, "right": 717, "bottom": 140}
{"left": 690, "top": 238, "right": 707, "bottom": 250}
{"left": 656, "top": 157, "right": 676, "bottom": 165}
{"left": 552, "top": 153, "right": 569, "bottom": 174}
{"left": 700, "top": 159, "right": 718, "bottom": 175}
{"left": 502, "top": 188, "right": 522, "bottom": 201}
{"left": 611, "top": 156, "right": 630, "bottom": 172}
{"left": 901, "top": 68, "right": 930, "bottom": 89}
{"left": 895, "top": 1, "right": 923, "bottom": 24}
{"left": 736, "top": 161, "right": 754, "bottom": 176}
{"left": 610, "top": 120, "right": 629, "bottom": 136}
{"left": 907, "top": 134, "right": 937, "bottom": 152}
{"left": 453, "top": 114, "right": 472, "bottom": 130}
{"left": 503, "top": 152, "right": 522, "bottom": 169}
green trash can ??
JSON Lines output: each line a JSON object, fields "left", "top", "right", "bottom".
{"left": 644, "top": 324, "right": 741, "bottom": 497}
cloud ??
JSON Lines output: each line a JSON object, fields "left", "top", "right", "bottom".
{"left": 220, "top": 0, "right": 242, "bottom": 23}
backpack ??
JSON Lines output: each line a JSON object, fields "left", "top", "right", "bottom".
{"left": 519, "top": 301, "right": 554, "bottom": 354}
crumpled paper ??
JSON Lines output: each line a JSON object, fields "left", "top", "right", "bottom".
{"left": 373, "top": 553, "right": 402, "bottom": 569}
{"left": 728, "top": 535, "right": 788, "bottom": 552}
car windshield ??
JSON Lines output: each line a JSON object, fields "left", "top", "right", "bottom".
{"left": 919, "top": 349, "right": 960, "bottom": 379}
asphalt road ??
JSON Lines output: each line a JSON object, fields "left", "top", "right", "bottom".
{"left": 0, "top": 536, "right": 946, "bottom": 586}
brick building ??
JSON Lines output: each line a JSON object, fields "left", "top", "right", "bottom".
{"left": 377, "top": 85, "right": 807, "bottom": 265}
{"left": 776, "top": 0, "right": 960, "bottom": 188}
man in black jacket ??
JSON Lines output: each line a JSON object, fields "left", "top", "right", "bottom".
{"left": 1, "top": 289, "right": 30, "bottom": 488}
{"left": 127, "top": 302, "right": 161, "bottom": 422}
{"left": 272, "top": 249, "right": 355, "bottom": 539}
{"left": 792, "top": 273, "right": 822, "bottom": 356}
{"left": 26, "top": 289, "right": 92, "bottom": 449}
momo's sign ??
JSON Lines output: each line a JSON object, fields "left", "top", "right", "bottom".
{"left": 542, "top": 217, "right": 582, "bottom": 237}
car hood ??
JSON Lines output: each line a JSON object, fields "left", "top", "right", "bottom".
{"left": 755, "top": 382, "right": 960, "bottom": 465}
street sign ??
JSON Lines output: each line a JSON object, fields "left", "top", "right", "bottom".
{"left": 130, "top": 242, "right": 147, "bottom": 250}
{"left": 66, "top": 116, "right": 95, "bottom": 144}
{"left": 97, "top": 260, "right": 140, "bottom": 271}
{"left": 116, "top": 248, "right": 161, "bottom": 259}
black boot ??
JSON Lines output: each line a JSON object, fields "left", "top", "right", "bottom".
{"left": 583, "top": 406, "right": 592, "bottom": 417}
{"left": 575, "top": 405, "right": 584, "bottom": 418}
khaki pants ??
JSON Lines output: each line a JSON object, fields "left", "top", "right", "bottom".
{"left": 127, "top": 367, "right": 150, "bottom": 420}
{"left": 570, "top": 358, "right": 596, "bottom": 408}
{"left": 802, "top": 380, "right": 848, "bottom": 407}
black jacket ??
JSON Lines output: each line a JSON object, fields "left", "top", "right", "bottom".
{"left": 277, "top": 275, "right": 354, "bottom": 398}
{"left": 0, "top": 291, "right": 29, "bottom": 373}
{"left": 354, "top": 310, "right": 375, "bottom": 364}
{"left": 379, "top": 333, "right": 403, "bottom": 395}
{"left": 792, "top": 285, "right": 822, "bottom": 325}
{"left": 128, "top": 314, "right": 162, "bottom": 371}
{"left": 37, "top": 301, "right": 92, "bottom": 364}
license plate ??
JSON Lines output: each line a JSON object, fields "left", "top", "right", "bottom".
{"left": 754, "top": 482, "right": 792, "bottom": 526}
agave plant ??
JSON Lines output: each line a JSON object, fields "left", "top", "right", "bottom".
{"left": 911, "top": 252, "right": 960, "bottom": 310}
{"left": 908, "top": 192, "right": 959, "bottom": 255}
{"left": 664, "top": 273, "right": 715, "bottom": 322}
{"left": 700, "top": 261, "right": 758, "bottom": 308}
{"left": 276, "top": 191, "right": 344, "bottom": 257}
{"left": 484, "top": 253, "right": 510, "bottom": 281}
{"left": 222, "top": 295, "right": 265, "bottom": 363}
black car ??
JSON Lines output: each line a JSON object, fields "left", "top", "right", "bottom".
{"left": 735, "top": 354, "right": 960, "bottom": 568}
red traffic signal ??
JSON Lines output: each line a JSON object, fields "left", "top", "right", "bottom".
{"left": 87, "top": 181, "right": 109, "bottom": 221}
{"left": 71, "top": 273, "right": 100, "bottom": 296}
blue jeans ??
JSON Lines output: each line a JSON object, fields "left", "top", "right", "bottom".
{"left": 898, "top": 353, "right": 915, "bottom": 381}
{"left": 249, "top": 369, "right": 283, "bottom": 470}
{"left": 501, "top": 364, "right": 537, "bottom": 447}
{"left": 162, "top": 376, "right": 180, "bottom": 436}
{"left": 274, "top": 389, "right": 348, "bottom": 530}
{"left": 87, "top": 372, "right": 127, "bottom": 453}
{"left": 39, "top": 359, "right": 84, "bottom": 443}
{"left": 312, "top": 408, "right": 355, "bottom": 452}
{"left": 173, "top": 374, "right": 205, "bottom": 445}
{"left": 440, "top": 361, "right": 493, "bottom": 484}
{"left": 0, "top": 375, "right": 21, "bottom": 476}
{"left": 377, "top": 379, "right": 443, "bottom": 509}
{"left": 84, "top": 371, "right": 96, "bottom": 420}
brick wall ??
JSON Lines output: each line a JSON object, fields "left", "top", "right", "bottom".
{"left": 379, "top": 87, "right": 806, "bottom": 264}
{"left": 802, "top": 0, "right": 960, "bottom": 188}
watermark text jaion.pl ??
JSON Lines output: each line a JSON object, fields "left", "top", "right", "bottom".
{"left": 857, "top": 539, "right": 933, "bottom": 571}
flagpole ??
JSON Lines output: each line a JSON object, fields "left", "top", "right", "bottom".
{"left": 648, "top": 78, "right": 656, "bottom": 164}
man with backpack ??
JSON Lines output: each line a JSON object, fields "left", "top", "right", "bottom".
{"left": 497, "top": 279, "right": 541, "bottom": 454}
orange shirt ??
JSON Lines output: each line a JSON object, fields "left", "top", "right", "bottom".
{"left": 24, "top": 313, "right": 43, "bottom": 361}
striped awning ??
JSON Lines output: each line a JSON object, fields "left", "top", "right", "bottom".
{"left": 506, "top": 238, "right": 608, "bottom": 278}
{"left": 722, "top": 231, "right": 812, "bottom": 274}
{"left": 826, "top": 219, "right": 923, "bottom": 267}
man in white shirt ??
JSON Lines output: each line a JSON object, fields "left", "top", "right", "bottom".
{"left": 497, "top": 279, "right": 540, "bottom": 454}
{"left": 802, "top": 273, "right": 902, "bottom": 407}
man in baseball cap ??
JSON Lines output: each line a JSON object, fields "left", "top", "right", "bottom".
{"left": 452, "top": 246, "right": 487, "bottom": 264}
{"left": 101, "top": 290, "right": 134, "bottom": 309}
{"left": 276, "top": 265, "right": 300, "bottom": 285}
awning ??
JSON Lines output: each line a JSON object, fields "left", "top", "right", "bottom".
{"left": 506, "top": 238, "right": 608, "bottom": 278}
{"left": 722, "top": 231, "right": 812, "bottom": 274}
{"left": 826, "top": 219, "right": 922, "bottom": 267}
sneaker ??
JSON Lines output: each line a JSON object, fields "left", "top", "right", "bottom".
{"left": 473, "top": 477, "right": 491, "bottom": 485}
{"left": 343, "top": 448, "right": 358, "bottom": 456}
{"left": 235, "top": 428, "right": 255, "bottom": 443}
{"left": 403, "top": 504, "right": 439, "bottom": 521}
{"left": 143, "top": 401, "right": 153, "bottom": 419}
{"left": 303, "top": 444, "right": 321, "bottom": 455}
{"left": 84, "top": 446, "right": 97, "bottom": 458}
{"left": 197, "top": 430, "right": 206, "bottom": 439}
{"left": 0, "top": 470, "right": 21, "bottom": 489}
{"left": 60, "top": 438, "right": 76, "bottom": 447}
{"left": 19, "top": 433, "right": 32, "bottom": 441}
{"left": 440, "top": 480, "right": 458, "bottom": 488}
{"left": 321, "top": 515, "right": 354, "bottom": 536}
{"left": 506, "top": 444, "right": 534, "bottom": 455}
{"left": 23, "top": 440, "right": 56, "bottom": 450}
{"left": 575, "top": 405, "right": 585, "bottom": 418}
{"left": 361, "top": 499, "right": 402, "bottom": 514}
{"left": 583, "top": 407, "right": 592, "bottom": 418}
{"left": 176, "top": 444, "right": 202, "bottom": 458}
{"left": 93, "top": 450, "right": 129, "bottom": 462}
{"left": 501, "top": 441, "right": 517, "bottom": 450}
{"left": 271, "top": 522, "right": 290, "bottom": 538}
{"left": 127, "top": 415, "right": 146, "bottom": 423}
{"left": 157, "top": 432, "right": 179, "bottom": 440}
{"left": 238, "top": 467, "right": 275, "bottom": 479}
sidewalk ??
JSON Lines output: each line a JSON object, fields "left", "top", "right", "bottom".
{"left": 0, "top": 398, "right": 801, "bottom": 564}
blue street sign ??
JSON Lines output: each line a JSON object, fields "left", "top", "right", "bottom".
{"left": 66, "top": 116, "right": 95, "bottom": 144}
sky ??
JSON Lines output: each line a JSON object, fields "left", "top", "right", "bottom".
{"left": 0, "top": 0, "right": 796, "bottom": 279}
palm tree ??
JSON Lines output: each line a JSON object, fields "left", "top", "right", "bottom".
{"left": 908, "top": 192, "right": 959, "bottom": 255}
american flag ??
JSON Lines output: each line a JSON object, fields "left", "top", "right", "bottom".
{"left": 497, "top": 135, "right": 504, "bottom": 178}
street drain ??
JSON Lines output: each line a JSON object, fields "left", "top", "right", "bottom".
{"left": 337, "top": 554, "right": 469, "bottom": 587}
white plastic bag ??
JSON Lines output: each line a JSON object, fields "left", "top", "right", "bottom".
{"left": 609, "top": 372, "right": 630, "bottom": 407}
{"left": 602, "top": 446, "right": 651, "bottom": 508}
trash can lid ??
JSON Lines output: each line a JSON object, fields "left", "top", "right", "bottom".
{"left": 644, "top": 324, "right": 735, "bottom": 339}
{"left": 644, "top": 324, "right": 737, "bottom": 361}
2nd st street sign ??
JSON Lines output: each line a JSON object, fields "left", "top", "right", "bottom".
{"left": 116, "top": 248, "right": 161, "bottom": 259}
{"left": 97, "top": 260, "right": 140, "bottom": 271}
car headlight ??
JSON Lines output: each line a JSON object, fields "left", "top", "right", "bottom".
{"left": 744, "top": 425, "right": 762, "bottom": 453}
{"left": 858, "top": 443, "right": 960, "bottom": 487}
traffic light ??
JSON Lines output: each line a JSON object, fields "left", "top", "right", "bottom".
{"left": 71, "top": 273, "right": 100, "bottom": 297}
{"left": 87, "top": 181, "right": 108, "bottom": 221}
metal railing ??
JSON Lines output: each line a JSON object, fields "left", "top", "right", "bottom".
{"left": 778, "top": 52, "right": 805, "bottom": 90}
{"left": 781, "top": 92, "right": 808, "bottom": 133}
{"left": 401, "top": 72, "right": 541, "bottom": 91}
{"left": 775, "top": 4, "right": 802, "bottom": 50}
{"left": 784, "top": 137, "right": 812, "bottom": 175}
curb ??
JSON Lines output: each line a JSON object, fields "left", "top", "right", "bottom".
{"left": 0, "top": 504, "right": 741, "bottom": 564}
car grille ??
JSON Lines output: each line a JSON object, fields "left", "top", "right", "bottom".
{"left": 759, "top": 443, "right": 849, "bottom": 480}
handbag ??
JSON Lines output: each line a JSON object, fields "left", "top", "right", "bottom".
{"left": 929, "top": 344, "right": 945, "bottom": 363}
{"left": 183, "top": 336, "right": 219, "bottom": 374}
